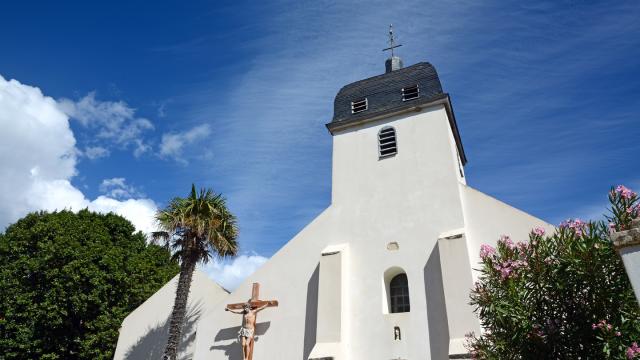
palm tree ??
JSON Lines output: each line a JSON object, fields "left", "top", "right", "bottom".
{"left": 153, "top": 184, "right": 239, "bottom": 360}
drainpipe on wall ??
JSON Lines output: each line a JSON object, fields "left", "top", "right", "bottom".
{"left": 611, "top": 218, "right": 640, "bottom": 305}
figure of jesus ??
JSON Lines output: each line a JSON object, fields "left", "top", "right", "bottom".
{"left": 226, "top": 302, "right": 270, "bottom": 360}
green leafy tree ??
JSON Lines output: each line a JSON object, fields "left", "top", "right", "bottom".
{"left": 466, "top": 186, "right": 640, "bottom": 359}
{"left": 0, "top": 209, "right": 178, "bottom": 360}
{"left": 153, "top": 184, "right": 239, "bottom": 360}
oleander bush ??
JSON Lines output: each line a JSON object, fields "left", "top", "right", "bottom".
{"left": 466, "top": 186, "right": 640, "bottom": 359}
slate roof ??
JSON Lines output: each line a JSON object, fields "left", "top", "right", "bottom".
{"left": 327, "top": 61, "right": 467, "bottom": 164}
{"left": 331, "top": 62, "right": 444, "bottom": 124}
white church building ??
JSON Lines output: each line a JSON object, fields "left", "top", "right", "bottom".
{"left": 114, "top": 55, "right": 553, "bottom": 360}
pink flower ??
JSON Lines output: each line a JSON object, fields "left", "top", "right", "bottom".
{"left": 493, "top": 258, "right": 527, "bottom": 280}
{"left": 592, "top": 323, "right": 597, "bottom": 330}
{"left": 572, "top": 219, "right": 587, "bottom": 236}
{"left": 627, "top": 347, "right": 635, "bottom": 359}
{"left": 532, "top": 227, "right": 545, "bottom": 236}
{"left": 480, "top": 244, "right": 496, "bottom": 259}
{"left": 616, "top": 331, "right": 622, "bottom": 337}
{"left": 596, "top": 319, "right": 609, "bottom": 330}
{"left": 498, "top": 235, "right": 515, "bottom": 250}
{"left": 627, "top": 342, "right": 640, "bottom": 359}
{"left": 616, "top": 185, "right": 637, "bottom": 200}
{"left": 517, "top": 241, "right": 529, "bottom": 252}
{"left": 514, "top": 259, "right": 528, "bottom": 268}
{"left": 493, "top": 262, "right": 511, "bottom": 279}
{"left": 626, "top": 203, "right": 640, "bottom": 215}
{"left": 499, "top": 267, "right": 512, "bottom": 279}
{"left": 560, "top": 219, "right": 587, "bottom": 236}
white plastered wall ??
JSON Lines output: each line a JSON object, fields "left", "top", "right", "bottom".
{"left": 192, "top": 209, "right": 337, "bottom": 360}
{"left": 113, "top": 270, "right": 229, "bottom": 360}
{"left": 431, "top": 184, "right": 556, "bottom": 353}
{"left": 154, "top": 102, "right": 557, "bottom": 360}
{"left": 194, "top": 105, "right": 468, "bottom": 360}
{"left": 459, "top": 184, "right": 556, "bottom": 282}
{"left": 437, "top": 232, "right": 479, "bottom": 356}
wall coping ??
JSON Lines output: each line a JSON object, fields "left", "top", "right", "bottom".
{"left": 611, "top": 218, "right": 640, "bottom": 249}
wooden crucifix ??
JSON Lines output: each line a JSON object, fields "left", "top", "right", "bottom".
{"left": 225, "top": 283, "right": 278, "bottom": 360}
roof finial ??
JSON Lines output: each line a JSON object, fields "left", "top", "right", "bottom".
{"left": 382, "top": 24, "right": 402, "bottom": 58}
{"left": 382, "top": 24, "right": 404, "bottom": 73}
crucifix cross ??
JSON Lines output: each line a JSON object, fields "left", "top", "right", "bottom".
{"left": 226, "top": 282, "right": 278, "bottom": 310}
{"left": 225, "top": 283, "right": 278, "bottom": 360}
{"left": 382, "top": 24, "right": 402, "bottom": 57}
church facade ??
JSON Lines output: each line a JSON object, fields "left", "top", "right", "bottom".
{"left": 115, "top": 57, "right": 553, "bottom": 360}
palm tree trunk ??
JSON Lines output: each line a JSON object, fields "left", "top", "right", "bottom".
{"left": 162, "top": 258, "right": 196, "bottom": 360}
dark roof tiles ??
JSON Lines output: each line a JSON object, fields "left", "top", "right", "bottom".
{"left": 332, "top": 62, "right": 444, "bottom": 123}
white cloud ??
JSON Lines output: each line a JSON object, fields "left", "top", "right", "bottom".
{"left": 99, "top": 177, "right": 143, "bottom": 200}
{"left": 88, "top": 196, "right": 158, "bottom": 235}
{"left": 160, "top": 124, "right": 211, "bottom": 163}
{"left": 0, "top": 74, "right": 158, "bottom": 234}
{"left": 201, "top": 254, "right": 268, "bottom": 291}
{"left": 58, "top": 91, "right": 154, "bottom": 157}
{"left": 82, "top": 146, "right": 110, "bottom": 160}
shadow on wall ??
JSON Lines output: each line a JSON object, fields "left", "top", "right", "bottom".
{"left": 211, "top": 322, "right": 271, "bottom": 360}
{"left": 124, "top": 301, "right": 204, "bottom": 360}
{"left": 302, "top": 264, "right": 320, "bottom": 360}
{"left": 424, "top": 242, "right": 449, "bottom": 359}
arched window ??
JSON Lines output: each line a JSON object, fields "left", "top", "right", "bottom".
{"left": 378, "top": 127, "right": 397, "bottom": 158}
{"left": 389, "top": 273, "right": 410, "bottom": 313}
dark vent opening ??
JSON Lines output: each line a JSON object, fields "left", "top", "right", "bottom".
{"left": 402, "top": 85, "right": 420, "bottom": 101}
{"left": 351, "top": 98, "right": 368, "bottom": 113}
{"left": 379, "top": 127, "right": 397, "bottom": 158}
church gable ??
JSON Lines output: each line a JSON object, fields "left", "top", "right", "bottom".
{"left": 118, "top": 32, "right": 554, "bottom": 360}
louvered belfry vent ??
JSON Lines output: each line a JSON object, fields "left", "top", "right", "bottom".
{"left": 378, "top": 127, "right": 397, "bottom": 158}
{"left": 351, "top": 98, "right": 368, "bottom": 113}
{"left": 402, "top": 85, "right": 419, "bottom": 101}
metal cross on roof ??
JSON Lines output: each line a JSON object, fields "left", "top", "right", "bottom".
{"left": 382, "top": 24, "right": 402, "bottom": 57}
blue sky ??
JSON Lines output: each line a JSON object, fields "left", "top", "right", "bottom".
{"left": 1, "top": 0, "right": 639, "bottom": 289}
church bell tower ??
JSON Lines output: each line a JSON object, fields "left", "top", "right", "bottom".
{"left": 326, "top": 27, "right": 467, "bottom": 208}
